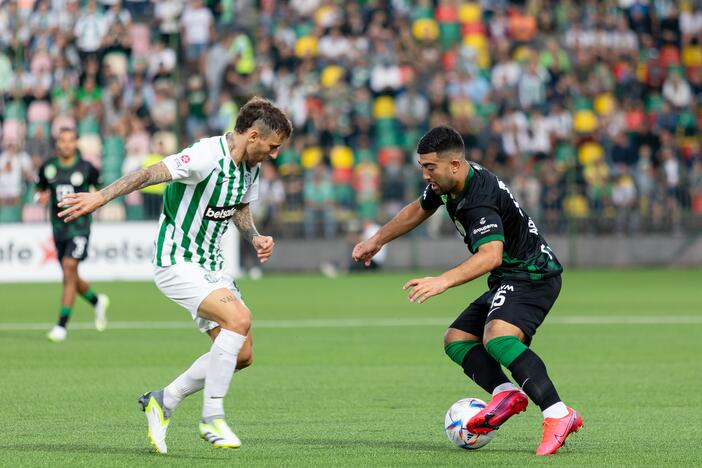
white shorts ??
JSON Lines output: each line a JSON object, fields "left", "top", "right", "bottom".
{"left": 154, "top": 263, "right": 243, "bottom": 333}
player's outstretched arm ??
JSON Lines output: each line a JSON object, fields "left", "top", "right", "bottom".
{"left": 233, "top": 203, "right": 274, "bottom": 263}
{"left": 404, "top": 240, "right": 503, "bottom": 304}
{"left": 57, "top": 162, "right": 172, "bottom": 222}
{"left": 352, "top": 200, "right": 435, "bottom": 266}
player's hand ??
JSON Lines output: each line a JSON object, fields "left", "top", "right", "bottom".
{"left": 352, "top": 238, "right": 382, "bottom": 267}
{"left": 57, "top": 192, "right": 105, "bottom": 223}
{"left": 252, "top": 235, "right": 275, "bottom": 263}
{"left": 403, "top": 276, "right": 450, "bottom": 304}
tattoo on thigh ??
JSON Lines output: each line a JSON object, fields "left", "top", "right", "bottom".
{"left": 219, "top": 295, "right": 236, "bottom": 304}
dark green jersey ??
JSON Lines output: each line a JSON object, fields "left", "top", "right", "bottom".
{"left": 419, "top": 162, "right": 562, "bottom": 281}
{"left": 36, "top": 156, "right": 101, "bottom": 241}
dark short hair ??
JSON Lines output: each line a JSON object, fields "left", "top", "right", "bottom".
{"left": 235, "top": 97, "right": 293, "bottom": 139}
{"left": 416, "top": 125, "right": 464, "bottom": 157}
{"left": 57, "top": 127, "right": 78, "bottom": 138}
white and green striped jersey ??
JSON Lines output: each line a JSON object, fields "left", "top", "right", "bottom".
{"left": 154, "top": 134, "right": 260, "bottom": 271}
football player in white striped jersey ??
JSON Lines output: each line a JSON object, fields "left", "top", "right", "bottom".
{"left": 58, "top": 97, "right": 292, "bottom": 453}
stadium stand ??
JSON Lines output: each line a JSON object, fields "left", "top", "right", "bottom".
{"left": 1, "top": 0, "right": 701, "bottom": 236}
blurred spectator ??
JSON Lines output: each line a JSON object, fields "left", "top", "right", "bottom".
{"left": 612, "top": 165, "right": 639, "bottom": 234}
{"left": 252, "top": 161, "right": 285, "bottom": 235}
{"left": 662, "top": 69, "right": 693, "bottom": 108}
{"left": 0, "top": 141, "right": 33, "bottom": 208}
{"left": 74, "top": 0, "right": 108, "bottom": 58}
{"left": 139, "top": 138, "right": 166, "bottom": 220}
{"left": 304, "top": 164, "right": 335, "bottom": 239}
{"left": 180, "top": 0, "right": 214, "bottom": 71}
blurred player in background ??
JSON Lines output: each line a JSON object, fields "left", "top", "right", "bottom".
{"left": 56, "top": 98, "right": 292, "bottom": 453}
{"left": 353, "top": 126, "right": 581, "bottom": 456}
{"left": 35, "top": 128, "right": 109, "bottom": 342}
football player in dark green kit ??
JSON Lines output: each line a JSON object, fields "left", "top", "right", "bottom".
{"left": 35, "top": 128, "right": 109, "bottom": 342}
{"left": 352, "top": 126, "right": 582, "bottom": 455}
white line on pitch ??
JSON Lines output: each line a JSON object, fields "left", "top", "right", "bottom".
{"left": 0, "top": 315, "right": 701, "bottom": 332}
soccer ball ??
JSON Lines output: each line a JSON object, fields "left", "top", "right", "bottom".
{"left": 444, "top": 398, "right": 496, "bottom": 450}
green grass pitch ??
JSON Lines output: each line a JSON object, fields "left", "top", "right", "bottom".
{"left": 0, "top": 269, "right": 701, "bottom": 467}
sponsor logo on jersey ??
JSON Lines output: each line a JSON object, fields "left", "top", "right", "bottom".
{"left": 44, "top": 164, "right": 57, "bottom": 180}
{"left": 203, "top": 204, "right": 237, "bottom": 221}
{"left": 472, "top": 223, "right": 499, "bottom": 235}
{"left": 70, "top": 172, "right": 84, "bottom": 186}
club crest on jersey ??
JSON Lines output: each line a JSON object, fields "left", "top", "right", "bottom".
{"left": 70, "top": 172, "right": 84, "bottom": 186}
{"left": 454, "top": 219, "right": 466, "bottom": 237}
{"left": 204, "top": 272, "right": 221, "bottom": 284}
{"left": 204, "top": 204, "right": 236, "bottom": 221}
{"left": 244, "top": 171, "right": 251, "bottom": 186}
{"left": 44, "top": 164, "right": 57, "bottom": 180}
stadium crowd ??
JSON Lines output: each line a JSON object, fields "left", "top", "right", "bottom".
{"left": 1, "top": 0, "right": 701, "bottom": 237}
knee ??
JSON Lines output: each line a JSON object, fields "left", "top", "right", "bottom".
{"left": 444, "top": 328, "right": 480, "bottom": 347}
{"left": 62, "top": 266, "right": 77, "bottom": 282}
{"left": 443, "top": 329, "right": 482, "bottom": 367}
{"left": 219, "top": 308, "right": 252, "bottom": 334}
{"left": 482, "top": 320, "right": 525, "bottom": 347}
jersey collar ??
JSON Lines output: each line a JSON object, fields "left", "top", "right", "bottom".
{"left": 56, "top": 155, "right": 79, "bottom": 169}
{"left": 448, "top": 163, "right": 474, "bottom": 203}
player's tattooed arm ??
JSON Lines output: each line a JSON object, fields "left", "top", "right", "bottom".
{"left": 232, "top": 203, "right": 260, "bottom": 243}
{"left": 233, "top": 203, "right": 275, "bottom": 264}
{"left": 58, "top": 162, "right": 172, "bottom": 222}
{"left": 102, "top": 161, "right": 172, "bottom": 198}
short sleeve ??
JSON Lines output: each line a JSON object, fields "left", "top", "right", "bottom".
{"left": 418, "top": 184, "right": 444, "bottom": 211}
{"left": 35, "top": 161, "right": 49, "bottom": 190}
{"left": 459, "top": 206, "right": 505, "bottom": 251}
{"left": 87, "top": 162, "right": 102, "bottom": 188}
{"left": 162, "top": 139, "right": 219, "bottom": 185}
{"left": 241, "top": 164, "right": 260, "bottom": 204}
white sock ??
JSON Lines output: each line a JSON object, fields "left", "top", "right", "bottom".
{"left": 492, "top": 382, "right": 518, "bottom": 396}
{"left": 202, "top": 329, "right": 246, "bottom": 420}
{"left": 542, "top": 402, "right": 569, "bottom": 419}
{"left": 164, "top": 352, "right": 210, "bottom": 410}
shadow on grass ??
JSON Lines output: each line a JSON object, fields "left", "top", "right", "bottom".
{"left": 245, "top": 437, "right": 531, "bottom": 454}
{"left": 0, "top": 443, "right": 226, "bottom": 461}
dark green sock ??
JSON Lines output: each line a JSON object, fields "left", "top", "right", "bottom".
{"left": 445, "top": 340, "right": 512, "bottom": 394}
{"left": 486, "top": 336, "right": 561, "bottom": 411}
{"left": 58, "top": 305, "right": 72, "bottom": 328}
{"left": 485, "top": 336, "right": 528, "bottom": 367}
{"left": 81, "top": 288, "right": 99, "bottom": 306}
{"left": 444, "top": 340, "right": 481, "bottom": 366}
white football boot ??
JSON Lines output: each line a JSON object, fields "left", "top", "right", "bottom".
{"left": 47, "top": 325, "right": 67, "bottom": 343}
{"left": 199, "top": 418, "right": 241, "bottom": 449}
{"left": 94, "top": 294, "right": 109, "bottom": 331}
{"left": 138, "top": 390, "right": 172, "bottom": 454}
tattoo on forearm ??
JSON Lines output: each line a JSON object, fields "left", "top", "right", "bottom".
{"left": 219, "top": 295, "right": 236, "bottom": 303}
{"left": 99, "top": 162, "right": 171, "bottom": 203}
{"left": 232, "top": 204, "right": 260, "bottom": 243}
